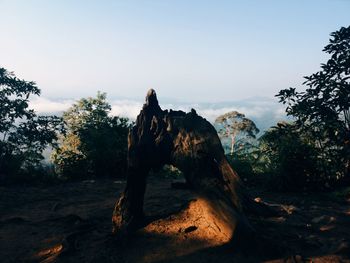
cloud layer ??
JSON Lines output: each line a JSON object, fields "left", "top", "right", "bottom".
{"left": 29, "top": 97, "right": 287, "bottom": 132}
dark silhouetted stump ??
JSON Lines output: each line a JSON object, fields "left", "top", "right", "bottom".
{"left": 112, "top": 89, "right": 272, "bottom": 248}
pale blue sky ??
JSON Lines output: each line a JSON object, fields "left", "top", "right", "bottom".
{"left": 1, "top": 0, "right": 349, "bottom": 102}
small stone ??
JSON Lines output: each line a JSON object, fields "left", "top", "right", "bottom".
{"left": 254, "top": 197, "right": 262, "bottom": 202}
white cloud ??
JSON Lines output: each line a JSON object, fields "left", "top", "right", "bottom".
{"left": 274, "top": 107, "right": 288, "bottom": 120}
{"left": 28, "top": 97, "right": 286, "bottom": 130}
{"left": 29, "top": 97, "right": 74, "bottom": 114}
{"left": 197, "top": 106, "right": 266, "bottom": 122}
{"left": 110, "top": 100, "right": 142, "bottom": 120}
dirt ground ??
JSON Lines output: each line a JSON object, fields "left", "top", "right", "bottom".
{"left": 1, "top": 177, "right": 349, "bottom": 263}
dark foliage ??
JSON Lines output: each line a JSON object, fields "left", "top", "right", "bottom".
{"left": 0, "top": 68, "right": 63, "bottom": 183}
{"left": 275, "top": 26, "right": 350, "bottom": 188}
{"left": 259, "top": 122, "right": 320, "bottom": 190}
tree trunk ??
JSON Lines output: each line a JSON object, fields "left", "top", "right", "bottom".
{"left": 230, "top": 134, "right": 235, "bottom": 156}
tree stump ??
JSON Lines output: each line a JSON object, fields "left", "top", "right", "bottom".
{"left": 112, "top": 89, "right": 269, "bottom": 247}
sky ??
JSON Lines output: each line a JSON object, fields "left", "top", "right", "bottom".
{"left": 1, "top": 0, "right": 349, "bottom": 113}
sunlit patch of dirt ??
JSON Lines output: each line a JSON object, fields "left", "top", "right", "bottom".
{"left": 129, "top": 199, "right": 233, "bottom": 262}
{"left": 145, "top": 198, "right": 233, "bottom": 242}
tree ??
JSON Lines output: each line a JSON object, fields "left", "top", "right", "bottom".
{"left": 215, "top": 111, "right": 259, "bottom": 155}
{"left": 0, "top": 68, "right": 62, "bottom": 181}
{"left": 277, "top": 26, "right": 350, "bottom": 182}
{"left": 52, "top": 92, "right": 130, "bottom": 179}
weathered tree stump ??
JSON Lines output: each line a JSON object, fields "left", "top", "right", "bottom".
{"left": 112, "top": 89, "right": 270, "bottom": 247}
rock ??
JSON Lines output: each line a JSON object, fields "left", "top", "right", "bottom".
{"left": 254, "top": 197, "right": 262, "bottom": 203}
{"left": 281, "top": 205, "right": 299, "bottom": 215}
